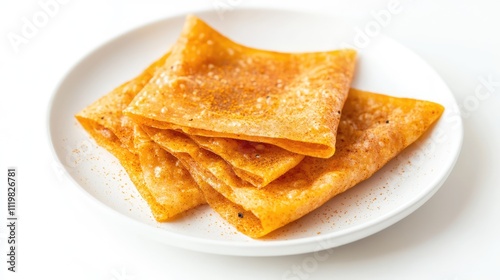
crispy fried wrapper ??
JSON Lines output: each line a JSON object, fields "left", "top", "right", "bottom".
{"left": 75, "top": 52, "right": 205, "bottom": 221}
{"left": 124, "top": 15, "right": 357, "bottom": 158}
{"left": 141, "top": 130, "right": 304, "bottom": 188}
{"left": 150, "top": 89, "right": 444, "bottom": 237}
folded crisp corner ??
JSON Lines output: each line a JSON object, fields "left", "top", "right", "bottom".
{"left": 75, "top": 52, "right": 206, "bottom": 222}
{"left": 151, "top": 88, "right": 444, "bottom": 238}
{"left": 124, "top": 15, "right": 357, "bottom": 158}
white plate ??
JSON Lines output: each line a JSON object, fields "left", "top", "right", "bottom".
{"left": 48, "top": 8, "right": 463, "bottom": 256}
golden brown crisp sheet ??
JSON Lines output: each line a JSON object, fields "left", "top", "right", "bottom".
{"left": 189, "top": 136, "right": 304, "bottom": 188}
{"left": 150, "top": 89, "right": 444, "bottom": 238}
{"left": 133, "top": 125, "right": 206, "bottom": 219}
{"left": 76, "top": 52, "right": 170, "bottom": 153}
{"left": 141, "top": 129, "right": 304, "bottom": 188}
{"left": 124, "top": 15, "right": 357, "bottom": 158}
{"left": 75, "top": 52, "right": 205, "bottom": 221}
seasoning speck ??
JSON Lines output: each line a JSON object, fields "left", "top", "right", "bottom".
{"left": 238, "top": 212, "right": 244, "bottom": 218}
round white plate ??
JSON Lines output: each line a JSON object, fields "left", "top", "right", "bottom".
{"left": 48, "top": 8, "right": 463, "bottom": 256}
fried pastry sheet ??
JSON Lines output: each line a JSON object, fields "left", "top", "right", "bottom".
{"left": 142, "top": 129, "right": 304, "bottom": 188}
{"left": 189, "top": 136, "right": 304, "bottom": 188}
{"left": 75, "top": 52, "right": 205, "bottom": 221}
{"left": 150, "top": 89, "right": 444, "bottom": 237}
{"left": 125, "top": 15, "right": 356, "bottom": 158}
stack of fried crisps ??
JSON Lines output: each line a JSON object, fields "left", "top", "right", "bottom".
{"left": 76, "top": 15, "right": 444, "bottom": 238}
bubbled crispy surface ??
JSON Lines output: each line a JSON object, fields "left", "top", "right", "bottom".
{"left": 185, "top": 134, "right": 304, "bottom": 188}
{"left": 148, "top": 89, "right": 444, "bottom": 238}
{"left": 134, "top": 126, "right": 206, "bottom": 218}
{"left": 75, "top": 53, "right": 205, "bottom": 221}
{"left": 77, "top": 52, "right": 171, "bottom": 153}
{"left": 124, "top": 15, "right": 357, "bottom": 158}
{"left": 74, "top": 14, "right": 445, "bottom": 238}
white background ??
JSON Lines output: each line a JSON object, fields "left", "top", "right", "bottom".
{"left": 1, "top": 0, "right": 499, "bottom": 279}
